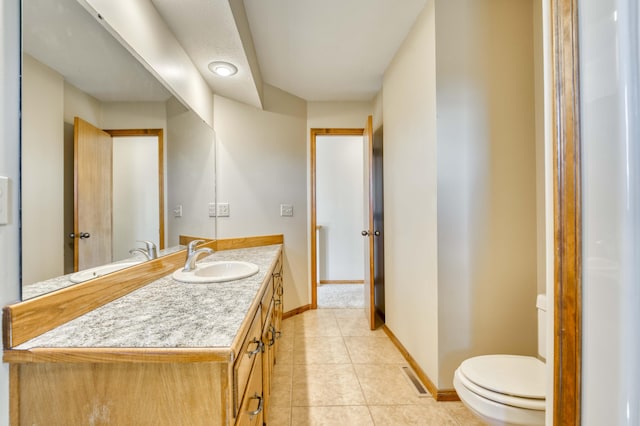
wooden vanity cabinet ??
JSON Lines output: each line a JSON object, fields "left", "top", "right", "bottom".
{"left": 6, "top": 247, "right": 285, "bottom": 426}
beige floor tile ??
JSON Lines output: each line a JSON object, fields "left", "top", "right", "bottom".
{"left": 292, "top": 364, "right": 366, "bottom": 406}
{"left": 271, "top": 361, "right": 293, "bottom": 407}
{"left": 276, "top": 348, "right": 294, "bottom": 365}
{"left": 290, "top": 406, "right": 374, "bottom": 426}
{"left": 338, "top": 316, "right": 385, "bottom": 337}
{"left": 267, "top": 406, "right": 291, "bottom": 426}
{"left": 368, "top": 403, "right": 459, "bottom": 426}
{"left": 344, "top": 336, "right": 406, "bottom": 364}
{"left": 443, "top": 401, "right": 488, "bottom": 425}
{"left": 293, "top": 336, "right": 351, "bottom": 364}
{"left": 354, "top": 364, "right": 432, "bottom": 405}
{"left": 294, "top": 315, "right": 342, "bottom": 337}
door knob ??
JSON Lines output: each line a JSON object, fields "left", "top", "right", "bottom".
{"left": 374, "top": 230, "right": 380, "bottom": 236}
{"left": 69, "top": 232, "right": 91, "bottom": 239}
{"left": 361, "top": 230, "right": 371, "bottom": 236}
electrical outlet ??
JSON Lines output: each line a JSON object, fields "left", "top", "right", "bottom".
{"left": 217, "top": 203, "right": 230, "bottom": 217}
{"left": 208, "top": 202, "right": 216, "bottom": 217}
{"left": 280, "top": 204, "right": 293, "bottom": 217}
{"left": 173, "top": 204, "right": 183, "bottom": 218}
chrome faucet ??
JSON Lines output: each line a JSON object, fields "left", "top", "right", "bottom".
{"left": 182, "top": 240, "right": 214, "bottom": 272}
{"left": 129, "top": 240, "right": 158, "bottom": 260}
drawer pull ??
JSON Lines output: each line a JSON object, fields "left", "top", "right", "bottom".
{"left": 274, "top": 297, "right": 282, "bottom": 306}
{"left": 272, "top": 272, "right": 281, "bottom": 278}
{"left": 276, "top": 285, "right": 284, "bottom": 296}
{"left": 247, "top": 338, "right": 263, "bottom": 358}
{"left": 268, "top": 325, "right": 277, "bottom": 347}
{"left": 247, "top": 393, "right": 264, "bottom": 417}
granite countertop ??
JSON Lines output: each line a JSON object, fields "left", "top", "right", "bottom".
{"left": 15, "top": 244, "right": 282, "bottom": 350}
{"left": 21, "top": 245, "right": 186, "bottom": 300}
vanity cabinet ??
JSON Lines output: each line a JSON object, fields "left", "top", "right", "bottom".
{"left": 4, "top": 242, "right": 284, "bottom": 426}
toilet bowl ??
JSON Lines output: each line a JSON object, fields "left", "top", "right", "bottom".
{"left": 453, "top": 295, "right": 547, "bottom": 426}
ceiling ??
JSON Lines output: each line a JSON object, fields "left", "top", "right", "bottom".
{"left": 24, "top": 0, "right": 428, "bottom": 106}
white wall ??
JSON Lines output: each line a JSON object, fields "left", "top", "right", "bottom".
{"left": 0, "top": 1, "right": 21, "bottom": 424}
{"left": 316, "top": 135, "right": 364, "bottom": 281}
{"left": 214, "top": 85, "right": 308, "bottom": 312}
{"left": 21, "top": 54, "right": 65, "bottom": 284}
{"left": 580, "top": 0, "right": 640, "bottom": 423}
{"left": 435, "top": 0, "right": 538, "bottom": 386}
{"left": 383, "top": 0, "right": 440, "bottom": 385}
{"left": 112, "top": 136, "right": 159, "bottom": 259}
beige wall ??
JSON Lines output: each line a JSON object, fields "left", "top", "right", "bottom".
{"left": 214, "top": 85, "right": 308, "bottom": 312}
{"left": 307, "top": 102, "right": 372, "bottom": 129}
{"left": 382, "top": 0, "right": 440, "bottom": 385}
{"left": 435, "top": 0, "right": 538, "bottom": 387}
{"left": 21, "top": 54, "right": 65, "bottom": 285}
{"left": 166, "top": 103, "right": 216, "bottom": 245}
{"left": 382, "top": 0, "right": 539, "bottom": 389}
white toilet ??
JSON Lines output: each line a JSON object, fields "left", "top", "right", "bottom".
{"left": 453, "top": 294, "right": 547, "bottom": 426}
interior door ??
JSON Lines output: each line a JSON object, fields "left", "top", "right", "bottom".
{"left": 73, "top": 117, "right": 113, "bottom": 270}
{"left": 362, "top": 115, "right": 383, "bottom": 329}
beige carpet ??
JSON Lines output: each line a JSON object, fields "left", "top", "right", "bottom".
{"left": 317, "top": 284, "right": 364, "bottom": 308}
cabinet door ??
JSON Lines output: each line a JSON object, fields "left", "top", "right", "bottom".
{"left": 261, "top": 302, "right": 276, "bottom": 424}
{"left": 273, "top": 262, "right": 284, "bottom": 356}
{"left": 234, "top": 308, "right": 263, "bottom": 414}
{"left": 236, "top": 359, "right": 264, "bottom": 426}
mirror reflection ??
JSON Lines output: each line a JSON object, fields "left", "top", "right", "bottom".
{"left": 21, "top": 0, "right": 216, "bottom": 300}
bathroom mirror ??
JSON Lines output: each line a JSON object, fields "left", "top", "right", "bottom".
{"left": 20, "top": 0, "right": 216, "bottom": 299}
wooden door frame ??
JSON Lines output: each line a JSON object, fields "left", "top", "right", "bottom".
{"left": 309, "top": 128, "right": 364, "bottom": 309}
{"left": 551, "top": 0, "right": 581, "bottom": 423}
{"left": 104, "top": 128, "right": 165, "bottom": 250}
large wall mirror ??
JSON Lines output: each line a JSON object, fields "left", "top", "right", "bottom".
{"left": 21, "top": 0, "right": 217, "bottom": 300}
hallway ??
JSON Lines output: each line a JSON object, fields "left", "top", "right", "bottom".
{"left": 268, "top": 309, "right": 484, "bottom": 425}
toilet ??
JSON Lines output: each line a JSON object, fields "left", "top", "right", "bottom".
{"left": 453, "top": 295, "right": 547, "bottom": 426}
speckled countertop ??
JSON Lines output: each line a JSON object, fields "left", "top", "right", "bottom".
{"left": 21, "top": 245, "right": 186, "bottom": 300}
{"left": 15, "top": 244, "right": 282, "bottom": 350}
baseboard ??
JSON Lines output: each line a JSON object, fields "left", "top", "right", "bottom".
{"left": 382, "top": 325, "right": 459, "bottom": 402}
{"left": 283, "top": 304, "right": 311, "bottom": 320}
{"left": 318, "top": 280, "right": 364, "bottom": 285}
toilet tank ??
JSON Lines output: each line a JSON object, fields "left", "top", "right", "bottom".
{"left": 537, "top": 294, "right": 547, "bottom": 359}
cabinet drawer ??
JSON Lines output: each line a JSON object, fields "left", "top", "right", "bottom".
{"left": 235, "top": 358, "right": 263, "bottom": 426}
{"left": 234, "top": 307, "right": 262, "bottom": 413}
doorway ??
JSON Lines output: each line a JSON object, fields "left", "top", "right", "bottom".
{"left": 310, "top": 129, "right": 365, "bottom": 309}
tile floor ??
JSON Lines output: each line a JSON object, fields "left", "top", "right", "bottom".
{"left": 267, "top": 308, "right": 486, "bottom": 425}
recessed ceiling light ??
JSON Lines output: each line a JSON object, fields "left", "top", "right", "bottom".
{"left": 208, "top": 61, "right": 238, "bottom": 77}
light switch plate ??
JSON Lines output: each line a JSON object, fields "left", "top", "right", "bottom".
{"left": 173, "top": 204, "right": 183, "bottom": 218}
{"left": 208, "top": 202, "right": 216, "bottom": 217}
{"left": 280, "top": 204, "right": 293, "bottom": 217}
{"left": 217, "top": 203, "right": 230, "bottom": 217}
{"left": 0, "top": 176, "right": 8, "bottom": 225}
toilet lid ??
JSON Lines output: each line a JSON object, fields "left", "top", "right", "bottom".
{"left": 459, "top": 355, "right": 546, "bottom": 400}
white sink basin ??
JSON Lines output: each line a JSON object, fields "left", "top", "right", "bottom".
{"left": 69, "top": 261, "right": 143, "bottom": 283}
{"left": 172, "top": 261, "right": 259, "bottom": 283}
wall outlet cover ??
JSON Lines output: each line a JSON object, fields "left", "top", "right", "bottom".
{"left": 217, "top": 203, "right": 230, "bottom": 217}
{"left": 280, "top": 204, "right": 293, "bottom": 217}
